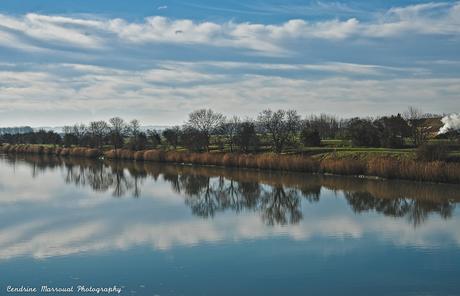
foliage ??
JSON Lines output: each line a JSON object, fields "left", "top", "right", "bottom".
{"left": 301, "top": 128, "right": 321, "bottom": 147}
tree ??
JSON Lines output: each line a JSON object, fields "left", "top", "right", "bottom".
{"left": 404, "top": 106, "right": 429, "bottom": 147}
{"left": 146, "top": 129, "right": 162, "bottom": 149}
{"left": 374, "top": 114, "right": 410, "bottom": 148}
{"left": 136, "top": 132, "right": 148, "bottom": 150}
{"left": 181, "top": 127, "right": 208, "bottom": 152}
{"left": 304, "top": 114, "right": 339, "bottom": 139}
{"left": 109, "top": 117, "right": 127, "bottom": 149}
{"left": 72, "top": 124, "right": 87, "bottom": 146}
{"left": 301, "top": 128, "right": 321, "bottom": 147}
{"left": 235, "top": 121, "right": 259, "bottom": 153}
{"left": 88, "top": 121, "right": 109, "bottom": 149}
{"left": 347, "top": 118, "right": 381, "bottom": 147}
{"left": 257, "top": 109, "right": 301, "bottom": 153}
{"left": 62, "top": 126, "right": 78, "bottom": 147}
{"left": 162, "top": 126, "right": 181, "bottom": 149}
{"left": 186, "top": 109, "right": 224, "bottom": 151}
{"left": 127, "top": 119, "right": 143, "bottom": 150}
{"left": 220, "top": 116, "right": 240, "bottom": 152}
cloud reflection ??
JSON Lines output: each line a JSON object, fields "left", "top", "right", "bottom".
{"left": 0, "top": 154, "right": 459, "bottom": 260}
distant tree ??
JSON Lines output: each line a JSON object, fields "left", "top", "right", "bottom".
{"left": 162, "top": 126, "right": 181, "bottom": 149}
{"left": 88, "top": 120, "right": 109, "bottom": 149}
{"left": 404, "top": 106, "right": 429, "bottom": 147}
{"left": 301, "top": 128, "right": 321, "bottom": 147}
{"left": 374, "top": 114, "right": 410, "bottom": 148}
{"left": 181, "top": 127, "right": 208, "bottom": 152}
{"left": 62, "top": 126, "right": 78, "bottom": 147}
{"left": 186, "top": 109, "right": 225, "bottom": 151}
{"left": 72, "top": 124, "right": 87, "bottom": 146}
{"left": 146, "top": 129, "right": 162, "bottom": 149}
{"left": 127, "top": 119, "right": 143, "bottom": 150}
{"left": 220, "top": 116, "right": 240, "bottom": 152}
{"left": 347, "top": 118, "right": 381, "bottom": 147}
{"left": 257, "top": 109, "right": 301, "bottom": 153}
{"left": 235, "top": 121, "right": 259, "bottom": 153}
{"left": 136, "top": 132, "right": 148, "bottom": 150}
{"left": 304, "top": 114, "right": 339, "bottom": 139}
{"left": 108, "top": 117, "right": 127, "bottom": 149}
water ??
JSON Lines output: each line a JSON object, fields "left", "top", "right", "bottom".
{"left": 1, "top": 154, "right": 460, "bottom": 296}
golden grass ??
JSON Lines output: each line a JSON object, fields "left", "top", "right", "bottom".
{"left": 2, "top": 144, "right": 459, "bottom": 183}
{"left": 0, "top": 144, "right": 101, "bottom": 158}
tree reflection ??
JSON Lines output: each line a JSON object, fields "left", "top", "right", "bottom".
{"left": 259, "top": 185, "right": 302, "bottom": 225}
{"left": 4, "top": 154, "right": 458, "bottom": 227}
{"left": 345, "top": 191, "right": 454, "bottom": 227}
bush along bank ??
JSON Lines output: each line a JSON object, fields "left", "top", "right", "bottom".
{"left": 1, "top": 144, "right": 460, "bottom": 184}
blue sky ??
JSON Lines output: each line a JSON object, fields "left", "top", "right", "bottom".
{"left": 0, "top": 0, "right": 459, "bottom": 126}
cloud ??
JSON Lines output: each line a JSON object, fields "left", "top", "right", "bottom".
{"left": 0, "top": 13, "right": 104, "bottom": 49}
{"left": 0, "top": 2, "right": 459, "bottom": 125}
{"left": 0, "top": 61, "right": 457, "bottom": 126}
{"left": 364, "top": 2, "right": 460, "bottom": 37}
{"left": 0, "top": 2, "right": 459, "bottom": 55}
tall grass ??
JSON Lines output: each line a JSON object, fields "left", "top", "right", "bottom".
{"left": 0, "top": 144, "right": 101, "bottom": 158}
{"left": 2, "top": 144, "right": 459, "bottom": 183}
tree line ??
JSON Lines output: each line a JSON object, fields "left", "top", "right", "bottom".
{"left": 0, "top": 107, "right": 455, "bottom": 153}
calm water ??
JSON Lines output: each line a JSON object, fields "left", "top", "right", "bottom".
{"left": 1, "top": 154, "right": 460, "bottom": 296}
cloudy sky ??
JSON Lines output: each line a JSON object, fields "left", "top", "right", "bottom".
{"left": 0, "top": 0, "right": 459, "bottom": 126}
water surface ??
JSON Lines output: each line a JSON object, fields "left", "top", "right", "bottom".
{"left": 1, "top": 154, "right": 460, "bottom": 296}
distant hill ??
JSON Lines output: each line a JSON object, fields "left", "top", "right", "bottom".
{"left": 0, "top": 126, "right": 34, "bottom": 135}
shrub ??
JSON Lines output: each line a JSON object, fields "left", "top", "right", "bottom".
{"left": 416, "top": 144, "right": 449, "bottom": 161}
{"left": 301, "top": 128, "right": 321, "bottom": 147}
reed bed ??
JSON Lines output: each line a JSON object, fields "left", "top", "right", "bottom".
{"left": 2, "top": 144, "right": 459, "bottom": 183}
{"left": 0, "top": 144, "right": 101, "bottom": 158}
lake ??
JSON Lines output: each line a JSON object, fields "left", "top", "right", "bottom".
{"left": 1, "top": 154, "right": 460, "bottom": 296}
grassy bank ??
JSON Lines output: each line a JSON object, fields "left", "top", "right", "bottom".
{"left": 1, "top": 144, "right": 459, "bottom": 184}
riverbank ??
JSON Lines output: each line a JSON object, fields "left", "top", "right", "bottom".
{"left": 1, "top": 144, "right": 459, "bottom": 184}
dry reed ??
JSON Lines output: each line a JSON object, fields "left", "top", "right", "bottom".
{"left": 1, "top": 144, "right": 459, "bottom": 183}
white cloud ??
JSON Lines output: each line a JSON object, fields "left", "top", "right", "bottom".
{"left": 0, "top": 2, "right": 459, "bottom": 54}
{"left": 0, "top": 62, "right": 457, "bottom": 125}
{"left": 365, "top": 2, "right": 460, "bottom": 37}
{"left": 0, "top": 13, "right": 103, "bottom": 48}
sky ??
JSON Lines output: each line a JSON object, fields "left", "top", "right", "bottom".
{"left": 0, "top": 0, "right": 459, "bottom": 126}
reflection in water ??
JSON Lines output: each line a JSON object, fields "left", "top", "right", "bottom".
{"left": 345, "top": 191, "right": 453, "bottom": 227}
{"left": 4, "top": 154, "right": 459, "bottom": 227}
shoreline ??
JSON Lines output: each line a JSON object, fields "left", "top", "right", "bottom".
{"left": 1, "top": 144, "right": 459, "bottom": 184}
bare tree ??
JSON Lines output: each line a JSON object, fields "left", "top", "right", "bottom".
{"left": 257, "top": 109, "right": 301, "bottom": 153}
{"left": 109, "top": 117, "right": 127, "bottom": 149}
{"left": 127, "top": 119, "right": 142, "bottom": 150}
{"left": 72, "top": 124, "right": 87, "bottom": 146}
{"left": 162, "top": 126, "right": 181, "bottom": 149}
{"left": 186, "top": 109, "right": 225, "bottom": 151}
{"left": 220, "top": 116, "right": 240, "bottom": 152}
{"left": 404, "top": 106, "right": 429, "bottom": 146}
{"left": 88, "top": 121, "right": 109, "bottom": 149}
